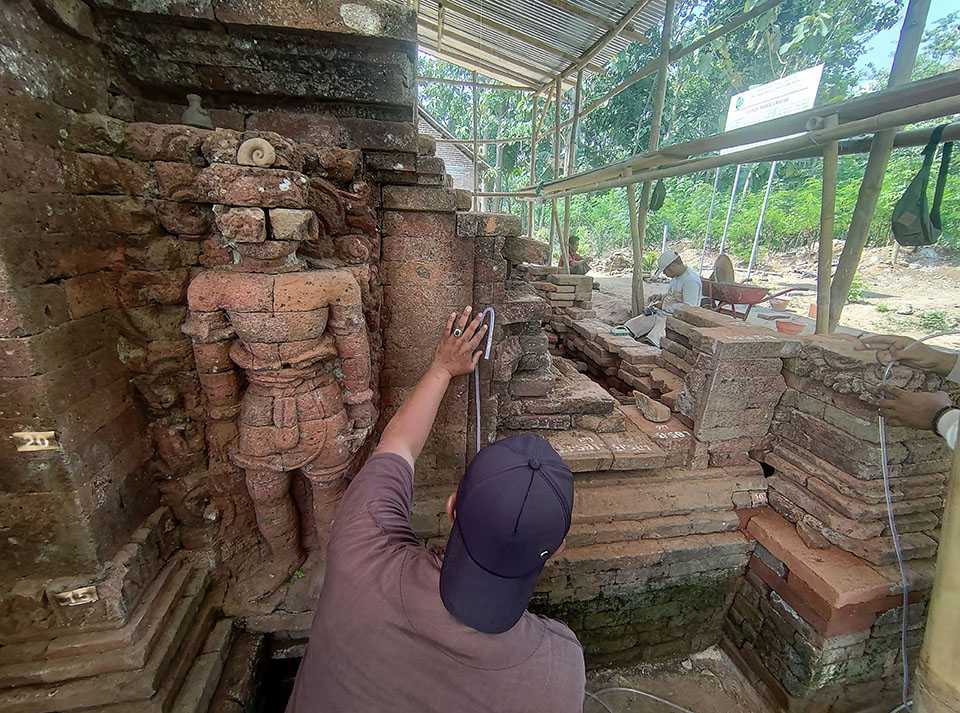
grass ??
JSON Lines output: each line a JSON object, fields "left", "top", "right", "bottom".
{"left": 847, "top": 273, "right": 869, "bottom": 303}
{"left": 875, "top": 303, "right": 892, "bottom": 313}
{"left": 918, "top": 310, "right": 951, "bottom": 332}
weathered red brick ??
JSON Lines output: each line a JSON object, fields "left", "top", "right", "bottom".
{"left": 186, "top": 271, "right": 274, "bottom": 312}
{"left": 121, "top": 122, "right": 210, "bottom": 163}
{"left": 0, "top": 314, "right": 113, "bottom": 378}
{"left": 269, "top": 208, "right": 317, "bottom": 243}
{"left": 63, "top": 272, "right": 120, "bottom": 318}
{"left": 0, "top": 140, "right": 65, "bottom": 193}
{"left": 0, "top": 284, "right": 70, "bottom": 338}
{"left": 155, "top": 163, "right": 309, "bottom": 207}
{"left": 63, "top": 153, "right": 156, "bottom": 196}
{"left": 213, "top": 206, "right": 267, "bottom": 244}
{"left": 157, "top": 201, "right": 212, "bottom": 236}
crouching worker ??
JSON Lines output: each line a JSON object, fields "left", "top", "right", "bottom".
{"left": 286, "top": 306, "right": 586, "bottom": 713}
{"left": 626, "top": 249, "right": 703, "bottom": 346}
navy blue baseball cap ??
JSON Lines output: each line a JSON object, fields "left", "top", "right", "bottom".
{"left": 440, "top": 434, "right": 574, "bottom": 634}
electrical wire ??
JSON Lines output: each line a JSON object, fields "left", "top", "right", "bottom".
{"left": 473, "top": 307, "right": 496, "bottom": 455}
{"left": 587, "top": 687, "right": 700, "bottom": 713}
{"left": 877, "top": 329, "right": 960, "bottom": 713}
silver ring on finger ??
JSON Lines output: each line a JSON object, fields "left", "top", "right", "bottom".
{"left": 453, "top": 328, "right": 463, "bottom": 337}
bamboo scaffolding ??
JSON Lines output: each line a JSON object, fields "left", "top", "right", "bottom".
{"left": 434, "top": 137, "right": 530, "bottom": 144}
{"left": 439, "top": 0, "right": 607, "bottom": 72}
{"left": 472, "top": 70, "right": 480, "bottom": 211}
{"left": 415, "top": 76, "right": 535, "bottom": 91}
{"left": 419, "top": 21, "right": 577, "bottom": 87}
{"left": 419, "top": 43, "right": 542, "bottom": 88}
{"left": 549, "top": 76, "right": 561, "bottom": 266}
{"left": 529, "top": 93, "right": 542, "bottom": 238}
{"left": 537, "top": 92, "right": 960, "bottom": 200}
{"left": 560, "top": 70, "right": 583, "bottom": 274}
{"left": 816, "top": 115, "right": 839, "bottom": 334}
{"left": 539, "top": 0, "right": 658, "bottom": 91}
{"left": 537, "top": 0, "right": 649, "bottom": 44}
{"left": 535, "top": 69, "right": 960, "bottom": 194}
{"left": 630, "top": 0, "right": 674, "bottom": 314}
{"left": 558, "top": 0, "right": 786, "bottom": 130}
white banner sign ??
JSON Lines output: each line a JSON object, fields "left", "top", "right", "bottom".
{"left": 720, "top": 65, "right": 825, "bottom": 154}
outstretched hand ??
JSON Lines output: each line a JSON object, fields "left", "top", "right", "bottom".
{"left": 855, "top": 334, "right": 955, "bottom": 375}
{"left": 432, "top": 306, "right": 489, "bottom": 379}
{"left": 878, "top": 386, "right": 952, "bottom": 430}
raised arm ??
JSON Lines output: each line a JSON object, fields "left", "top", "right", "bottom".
{"left": 856, "top": 334, "right": 959, "bottom": 379}
{"left": 376, "top": 306, "right": 488, "bottom": 468}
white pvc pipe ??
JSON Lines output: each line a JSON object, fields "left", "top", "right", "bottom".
{"left": 746, "top": 161, "right": 777, "bottom": 280}
{"left": 718, "top": 164, "right": 743, "bottom": 254}
{"left": 699, "top": 167, "right": 721, "bottom": 274}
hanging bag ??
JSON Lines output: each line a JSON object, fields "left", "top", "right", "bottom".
{"left": 891, "top": 123, "right": 953, "bottom": 246}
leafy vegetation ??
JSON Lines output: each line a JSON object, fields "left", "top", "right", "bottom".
{"left": 846, "top": 273, "right": 869, "bottom": 303}
{"left": 918, "top": 309, "right": 951, "bottom": 332}
{"left": 418, "top": 6, "right": 960, "bottom": 263}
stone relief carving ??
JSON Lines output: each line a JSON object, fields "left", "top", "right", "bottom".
{"left": 236, "top": 137, "right": 277, "bottom": 167}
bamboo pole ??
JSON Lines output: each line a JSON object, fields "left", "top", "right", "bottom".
{"left": 816, "top": 115, "right": 839, "bottom": 335}
{"left": 746, "top": 161, "right": 777, "bottom": 280}
{"left": 530, "top": 69, "right": 960, "bottom": 196}
{"left": 437, "top": 1, "right": 446, "bottom": 51}
{"left": 540, "top": 0, "right": 658, "bottom": 90}
{"left": 718, "top": 164, "right": 742, "bottom": 255}
{"left": 630, "top": 0, "right": 674, "bottom": 316}
{"left": 472, "top": 70, "right": 480, "bottom": 212}
{"left": 434, "top": 137, "right": 530, "bottom": 145}
{"left": 560, "top": 70, "right": 584, "bottom": 274}
{"left": 549, "top": 78, "right": 562, "bottom": 266}
{"left": 558, "top": 0, "right": 786, "bottom": 131}
{"left": 415, "top": 76, "right": 535, "bottom": 91}
{"left": 829, "top": 0, "right": 932, "bottom": 330}
{"left": 419, "top": 22, "right": 576, "bottom": 88}
{"left": 539, "top": 0, "right": 649, "bottom": 43}
{"left": 529, "top": 93, "right": 542, "bottom": 238}
{"left": 698, "top": 167, "right": 721, "bottom": 274}
{"left": 915, "top": 445, "right": 960, "bottom": 713}
{"left": 628, "top": 182, "right": 643, "bottom": 313}
{"left": 536, "top": 94, "right": 960, "bottom": 200}
{"left": 418, "top": 43, "right": 542, "bottom": 90}
{"left": 759, "top": 121, "right": 960, "bottom": 162}
{"left": 439, "top": 0, "right": 606, "bottom": 70}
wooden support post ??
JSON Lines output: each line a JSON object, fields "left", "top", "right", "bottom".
{"left": 829, "top": 0, "right": 931, "bottom": 330}
{"left": 628, "top": 182, "right": 643, "bottom": 314}
{"left": 472, "top": 70, "right": 479, "bottom": 212}
{"left": 631, "top": 0, "right": 673, "bottom": 315}
{"left": 528, "top": 93, "right": 541, "bottom": 238}
{"left": 549, "top": 78, "right": 562, "bottom": 265}
{"left": 916, "top": 447, "right": 960, "bottom": 713}
{"left": 816, "top": 115, "right": 839, "bottom": 335}
{"left": 560, "top": 70, "right": 584, "bottom": 274}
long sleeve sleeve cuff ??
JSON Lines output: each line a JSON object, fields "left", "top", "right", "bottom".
{"left": 935, "top": 408, "right": 959, "bottom": 451}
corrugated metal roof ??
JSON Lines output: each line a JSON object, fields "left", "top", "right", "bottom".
{"left": 418, "top": 0, "right": 666, "bottom": 90}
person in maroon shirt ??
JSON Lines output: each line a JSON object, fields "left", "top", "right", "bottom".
{"left": 286, "top": 306, "right": 585, "bottom": 713}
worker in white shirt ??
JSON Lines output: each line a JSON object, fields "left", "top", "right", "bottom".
{"left": 857, "top": 334, "right": 959, "bottom": 449}
{"left": 628, "top": 250, "right": 703, "bottom": 346}
{"left": 647, "top": 249, "right": 703, "bottom": 314}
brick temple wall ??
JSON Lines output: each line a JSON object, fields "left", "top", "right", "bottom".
{"left": 0, "top": 0, "right": 158, "bottom": 581}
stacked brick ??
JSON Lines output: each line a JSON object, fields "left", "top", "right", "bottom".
{"left": 667, "top": 307, "right": 796, "bottom": 470}
{"left": 724, "top": 510, "right": 931, "bottom": 713}
{"left": 766, "top": 336, "right": 954, "bottom": 565}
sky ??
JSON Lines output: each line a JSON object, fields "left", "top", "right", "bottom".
{"left": 856, "top": 0, "right": 955, "bottom": 73}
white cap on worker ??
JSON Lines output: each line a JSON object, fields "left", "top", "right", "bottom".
{"left": 656, "top": 249, "right": 681, "bottom": 275}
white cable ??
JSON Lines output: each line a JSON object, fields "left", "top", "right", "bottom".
{"left": 588, "top": 687, "right": 700, "bottom": 713}
{"left": 473, "top": 307, "right": 496, "bottom": 455}
{"left": 878, "top": 329, "right": 960, "bottom": 712}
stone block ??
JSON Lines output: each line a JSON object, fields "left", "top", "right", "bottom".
{"left": 503, "top": 235, "right": 548, "bottom": 264}
{"left": 155, "top": 163, "right": 309, "bottom": 208}
{"left": 382, "top": 185, "right": 457, "bottom": 212}
{"left": 122, "top": 123, "right": 209, "bottom": 164}
{"left": 212, "top": 206, "right": 266, "bottom": 244}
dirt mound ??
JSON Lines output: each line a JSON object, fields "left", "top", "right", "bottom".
{"left": 595, "top": 247, "right": 633, "bottom": 275}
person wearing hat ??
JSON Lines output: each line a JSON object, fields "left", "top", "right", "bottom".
{"left": 286, "top": 306, "right": 585, "bottom": 713}
{"left": 624, "top": 250, "right": 703, "bottom": 345}
{"left": 648, "top": 249, "right": 702, "bottom": 314}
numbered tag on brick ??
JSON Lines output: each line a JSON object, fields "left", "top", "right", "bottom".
{"left": 11, "top": 431, "right": 60, "bottom": 452}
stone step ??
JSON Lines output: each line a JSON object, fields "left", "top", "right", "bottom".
{"left": 87, "top": 582, "right": 223, "bottom": 713}
{"left": 170, "top": 620, "right": 235, "bottom": 713}
{"left": 572, "top": 468, "right": 765, "bottom": 525}
{"left": 0, "top": 556, "right": 194, "bottom": 688}
{"left": 566, "top": 511, "right": 741, "bottom": 547}
{"left": 0, "top": 568, "right": 212, "bottom": 713}
{"left": 530, "top": 420, "right": 668, "bottom": 473}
